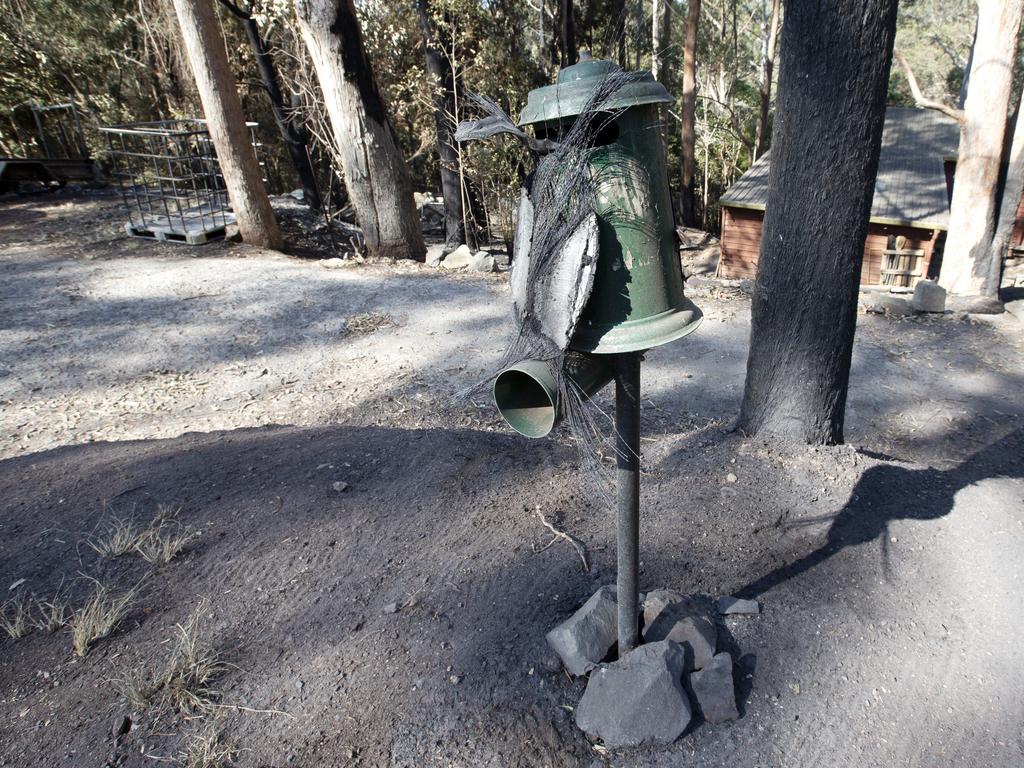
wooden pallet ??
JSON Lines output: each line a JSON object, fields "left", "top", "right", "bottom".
{"left": 126, "top": 222, "right": 228, "bottom": 245}
{"left": 124, "top": 205, "right": 235, "bottom": 245}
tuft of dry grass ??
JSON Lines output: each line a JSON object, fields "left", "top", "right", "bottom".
{"left": 159, "top": 603, "right": 229, "bottom": 716}
{"left": 32, "top": 588, "right": 72, "bottom": 633}
{"left": 71, "top": 579, "right": 140, "bottom": 657}
{"left": 179, "top": 722, "right": 236, "bottom": 768}
{"left": 119, "top": 602, "right": 228, "bottom": 717}
{"left": 135, "top": 506, "right": 199, "bottom": 565}
{"left": 87, "top": 515, "right": 145, "bottom": 558}
{"left": 0, "top": 593, "right": 32, "bottom": 639}
{"left": 88, "top": 505, "right": 198, "bottom": 565}
{"left": 341, "top": 312, "right": 396, "bottom": 337}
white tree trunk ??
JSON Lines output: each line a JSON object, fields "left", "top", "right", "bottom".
{"left": 295, "top": 0, "right": 425, "bottom": 260}
{"left": 987, "top": 87, "right": 1024, "bottom": 290}
{"left": 940, "top": 0, "right": 1023, "bottom": 297}
{"left": 170, "top": 0, "right": 282, "bottom": 249}
{"left": 652, "top": 0, "right": 663, "bottom": 80}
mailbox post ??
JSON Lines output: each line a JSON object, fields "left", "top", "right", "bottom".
{"left": 492, "top": 57, "right": 703, "bottom": 658}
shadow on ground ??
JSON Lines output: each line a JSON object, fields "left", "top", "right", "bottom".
{"left": 1, "top": 415, "right": 1022, "bottom": 767}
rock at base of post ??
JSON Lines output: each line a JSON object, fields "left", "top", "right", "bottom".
{"left": 546, "top": 585, "right": 619, "bottom": 676}
{"left": 689, "top": 652, "right": 739, "bottom": 724}
{"left": 716, "top": 595, "right": 760, "bottom": 616}
{"left": 641, "top": 589, "right": 716, "bottom": 671}
{"left": 575, "top": 640, "right": 693, "bottom": 748}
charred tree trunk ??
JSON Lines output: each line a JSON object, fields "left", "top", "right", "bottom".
{"left": 940, "top": 0, "right": 1023, "bottom": 297}
{"left": 753, "top": 0, "right": 780, "bottom": 159}
{"left": 170, "top": 0, "right": 282, "bottom": 249}
{"left": 295, "top": 0, "right": 425, "bottom": 260}
{"left": 611, "top": 0, "right": 627, "bottom": 67}
{"left": 559, "top": 0, "right": 577, "bottom": 66}
{"left": 679, "top": 0, "right": 700, "bottom": 227}
{"left": 736, "top": 0, "right": 899, "bottom": 444}
{"left": 987, "top": 88, "right": 1024, "bottom": 291}
{"left": 217, "top": 1, "right": 322, "bottom": 210}
{"left": 417, "top": 0, "right": 464, "bottom": 250}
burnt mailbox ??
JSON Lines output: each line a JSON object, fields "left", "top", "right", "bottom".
{"left": 458, "top": 56, "right": 701, "bottom": 656}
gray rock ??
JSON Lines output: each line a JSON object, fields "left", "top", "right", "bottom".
{"left": 717, "top": 596, "right": 760, "bottom": 615}
{"left": 642, "top": 590, "right": 716, "bottom": 670}
{"left": 575, "top": 640, "right": 692, "bottom": 748}
{"left": 870, "top": 293, "right": 914, "bottom": 316}
{"left": 332, "top": 481, "right": 349, "bottom": 493}
{"left": 440, "top": 243, "right": 473, "bottom": 269}
{"left": 546, "top": 585, "right": 618, "bottom": 676}
{"left": 425, "top": 244, "right": 445, "bottom": 267}
{"left": 468, "top": 251, "right": 496, "bottom": 273}
{"left": 912, "top": 279, "right": 946, "bottom": 313}
{"left": 381, "top": 602, "right": 398, "bottom": 614}
{"left": 689, "top": 652, "right": 738, "bottom": 724}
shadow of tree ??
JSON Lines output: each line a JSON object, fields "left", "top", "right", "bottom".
{"left": 735, "top": 425, "right": 1024, "bottom": 600}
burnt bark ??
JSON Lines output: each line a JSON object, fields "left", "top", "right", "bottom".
{"left": 559, "top": 0, "right": 577, "bottom": 66}
{"left": 611, "top": 0, "right": 627, "bottom": 67}
{"left": 417, "top": 0, "right": 464, "bottom": 249}
{"left": 295, "top": 0, "right": 425, "bottom": 260}
{"left": 736, "top": 0, "right": 899, "bottom": 444}
{"left": 679, "top": 0, "right": 700, "bottom": 227}
{"left": 987, "top": 88, "right": 1024, "bottom": 290}
{"left": 753, "top": 0, "right": 780, "bottom": 159}
{"left": 217, "top": 0, "right": 322, "bottom": 210}
{"left": 170, "top": 0, "right": 282, "bottom": 249}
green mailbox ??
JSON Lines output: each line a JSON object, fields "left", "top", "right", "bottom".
{"left": 493, "top": 57, "right": 702, "bottom": 437}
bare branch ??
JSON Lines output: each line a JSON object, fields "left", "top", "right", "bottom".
{"left": 532, "top": 507, "right": 590, "bottom": 572}
{"left": 893, "top": 50, "right": 965, "bottom": 124}
{"left": 214, "top": 0, "right": 251, "bottom": 20}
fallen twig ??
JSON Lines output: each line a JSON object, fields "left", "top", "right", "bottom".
{"left": 532, "top": 506, "right": 590, "bottom": 572}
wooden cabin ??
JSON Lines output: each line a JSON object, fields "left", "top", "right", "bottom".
{"left": 719, "top": 108, "right": 960, "bottom": 286}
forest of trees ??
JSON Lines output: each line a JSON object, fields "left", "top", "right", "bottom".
{"left": 0, "top": 0, "right": 978, "bottom": 245}
{"left": 6, "top": 0, "right": 1015, "bottom": 443}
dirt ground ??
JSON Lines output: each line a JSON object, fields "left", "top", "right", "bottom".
{"left": 1, "top": 189, "right": 1022, "bottom": 768}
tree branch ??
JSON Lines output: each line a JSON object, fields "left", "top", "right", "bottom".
{"left": 215, "top": 0, "right": 251, "bottom": 21}
{"left": 893, "top": 50, "right": 965, "bottom": 124}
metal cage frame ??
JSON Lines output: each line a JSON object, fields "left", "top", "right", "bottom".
{"left": 99, "top": 119, "right": 261, "bottom": 245}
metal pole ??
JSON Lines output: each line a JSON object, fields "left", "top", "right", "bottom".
{"left": 614, "top": 351, "right": 641, "bottom": 657}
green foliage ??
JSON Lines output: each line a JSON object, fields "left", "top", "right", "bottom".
{"left": 0, "top": 0, "right": 990, "bottom": 238}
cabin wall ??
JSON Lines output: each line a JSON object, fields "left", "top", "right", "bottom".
{"left": 719, "top": 205, "right": 939, "bottom": 285}
{"left": 719, "top": 207, "right": 763, "bottom": 279}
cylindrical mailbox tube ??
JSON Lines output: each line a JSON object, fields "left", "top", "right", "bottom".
{"left": 614, "top": 351, "right": 641, "bottom": 656}
{"left": 493, "top": 352, "right": 614, "bottom": 438}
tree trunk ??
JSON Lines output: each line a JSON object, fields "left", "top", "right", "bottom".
{"left": 170, "top": 0, "right": 282, "bottom": 249}
{"left": 651, "top": 0, "right": 666, "bottom": 81}
{"left": 417, "top": 0, "right": 464, "bottom": 249}
{"left": 940, "top": 0, "right": 1023, "bottom": 297}
{"left": 736, "top": 0, "right": 898, "bottom": 445}
{"left": 559, "top": 0, "right": 577, "bottom": 66}
{"left": 294, "top": 0, "right": 426, "bottom": 261}
{"left": 679, "top": 0, "right": 700, "bottom": 227}
{"left": 753, "top": 0, "right": 780, "bottom": 160}
{"left": 987, "top": 88, "right": 1024, "bottom": 291}
{"left": 238, "top": 13, "right": 322, "bottom": 211}
{"left": 612, "top": 0, "right": 627, "bottom": 67}
{"left": 216, "top": 1, "right": 322, "bottom": 211}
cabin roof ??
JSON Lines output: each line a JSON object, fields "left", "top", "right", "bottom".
{"left": 719, "top": 107, "right": 961, "bottom": 230}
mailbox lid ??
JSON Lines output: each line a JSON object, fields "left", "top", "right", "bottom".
{"left": 518, "top": 59, "right": 672, "bottom": 126}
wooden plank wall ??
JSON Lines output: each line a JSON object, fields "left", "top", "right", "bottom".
{"left": 719, "top": 207, "right": 762, "bottom": 279}
{"left": 719, "top": 205, "right": 939, "bottom": 285}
